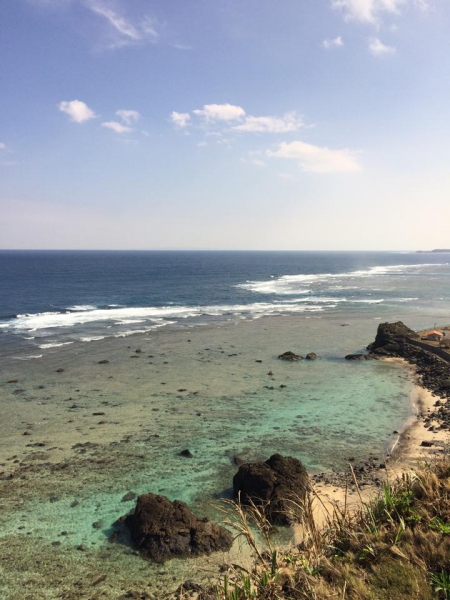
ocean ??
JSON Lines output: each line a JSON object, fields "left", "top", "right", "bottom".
{"left": 1, "top": 250, "right": 449, "bottom": 596}
{"left": 1, "top": 250, "right": 449, "bottom": 358}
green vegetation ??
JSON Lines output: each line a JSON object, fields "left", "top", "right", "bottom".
{"left": 179, "top": 455, "right": 450, "bottom": 600}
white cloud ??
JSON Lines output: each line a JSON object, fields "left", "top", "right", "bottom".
{"left": 369, "top": 37, "right": 396, "bottom": 55}
{"left": 322, "top": 36, "right": 344, "bottom": 49}
{"left": 251, "top": 159, "right": 267, "bottom": 167}
{"left": 171, "top": 111, "right": 191, "bottom": 129}
{"left": 85, "top": 0, "right": 159, "bottom": 48}
{"left": 233, "top": 112, "right": 304, "bottom": 133}
{"left": 331, "top": 0, "right": 406, "bottom": 24}
{"left": 268, "top": 140, "right": 361, "bottom": 173}
{"left": 116, "top": 109, "right": 140, "bottom": 125}
{"left": 101, "top": 121, "right": 132, "bottom": 134}
{"left": 59, "top": 99, "right": 96, "bottom": 123}
{"left": 0, "top": 142, "right": 6, "bottom": 151}
{"left": 193, "top": 103, "right": 246, "bottom": 122}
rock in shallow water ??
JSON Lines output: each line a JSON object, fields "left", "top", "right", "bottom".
{"left": 278, "top": 351, "right": 303, "bottom": 361}
{"left": 123, "top": 493, "right": 233, "bottom": 562}
{"left": 345, "top": 354, "right": 375, "bottom": 361}
{"left": 233, "top": 453, "right": 310, "bottom": 525}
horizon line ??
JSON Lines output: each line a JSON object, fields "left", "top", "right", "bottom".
{"left": 0, "top": 248, "right": 423, "bottom": 253}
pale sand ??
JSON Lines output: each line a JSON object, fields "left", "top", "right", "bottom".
{"left": 311, "top": 357, "right": 449, "bottom": 529}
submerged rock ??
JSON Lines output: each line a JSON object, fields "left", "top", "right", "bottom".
{"left": 233, "top": 453, "right": 310, "bottom": 525}
{"left": 345, "top": 354, "right": 375, "bottom": 361}
{"left": 122, "top": 491, "right": 137, "bottom": 502}
{"left": 278, "top": 351, "right": 303, "bottom": 361}
{"left": 123, "top": 493, "right": 233, "bottom": 562}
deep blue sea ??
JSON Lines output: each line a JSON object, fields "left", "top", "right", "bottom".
{"left": 1, "top": 250, "right": 450, "bottom": 357}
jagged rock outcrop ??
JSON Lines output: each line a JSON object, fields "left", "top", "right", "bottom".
{"left": 367, "top": 321, "right": 419, "bottom": 355}
{"left": 123, "top": 493, "right": 233, "bottom": 562}
{"left": 233, "top": 454, "right": 309, "bottom": 525}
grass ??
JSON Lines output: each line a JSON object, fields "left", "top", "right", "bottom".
{"left": 178, "top": 454, "right": 450, "bottom": 600}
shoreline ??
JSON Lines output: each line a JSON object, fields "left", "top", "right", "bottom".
{"left": 388, "top": 358, "right": 449, "bottom": 472}
{"left": 312, "top": 354, "right": 449, "bottom": 523}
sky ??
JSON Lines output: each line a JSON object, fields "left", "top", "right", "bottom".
{"left": 1, "top": 0, "right": 449, "bottom": 250}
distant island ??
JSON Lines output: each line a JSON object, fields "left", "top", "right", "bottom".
{"left": 417, "top": 248, "right": 450, "bottom": 253}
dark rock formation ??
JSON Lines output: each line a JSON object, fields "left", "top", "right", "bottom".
{"left": 180, "top": 449, "right": 193, "bottom": 458}
{"left": 124, "top": 493, "right": 233, "bottom": 562}
{"left": 305, "top": 352, "right": 318, "bottom": 360}
{"left": 278, "top": 351, "right": 303, "bottom": 361}
{"left": 367, "top": 321, "right": 419, "bottom": 354}
{"left": 233, "top": 454, "right": 309, "bottom": 525}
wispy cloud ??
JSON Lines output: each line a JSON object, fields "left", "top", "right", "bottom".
{"left": 0, "top": 142, "right": 6, "bottom": 151}
{"left": 233, "top": 112, "right": 304, "bottom": 133}
{"left": 268, "top": 140, "right": 361, "bottom": 173}
{"left": 59, "top": 99, "right": 96, "bottom": 123}
{"left": 251, "top": 159, "right": 267, "bottom": 167}
{"left": 171, "top": 42, "right": 193, "bottom": 51}
{"left": 170, "top": 111, "right": 191, "bottom": 129}
{"left": 322, "top": 36, "right": 344, "bottom": 49}
{"left": 368, "top": 37, "right": 396, "bottom": 55}
{"left": 413, "top": 0, "right": 430, "bottom": 10}
{"left": 193, "top": 103, "right": 246, "bottom": 122}
{"left": 84, "top": 0, "right": 159, "bottom": 48}
{"left": 116, "top": 109, "right": 140, "bottom": 125}
{"left": 102, "top": 121, "right": 132, "bottom": 134}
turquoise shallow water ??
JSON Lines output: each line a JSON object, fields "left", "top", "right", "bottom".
{"left": 0, "top": 313, "right": 421, "bottom": 599}
{"left": 0, "top": 357, "right": 412, "bottom": 549}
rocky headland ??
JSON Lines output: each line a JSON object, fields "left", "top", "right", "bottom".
{"left": 348, "top": 320, "right": 450, "bottom": 404}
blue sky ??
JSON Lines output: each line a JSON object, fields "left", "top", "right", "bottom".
{"left": 1, "top": 0, "right": 449, "bottom": 250}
